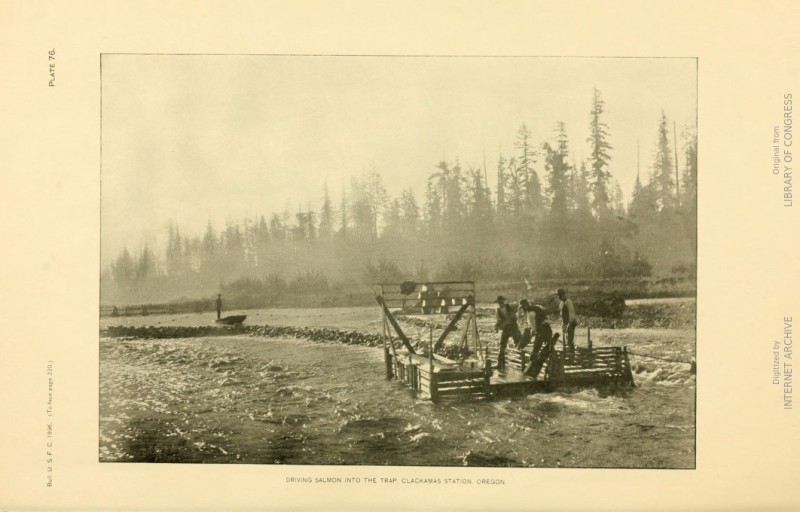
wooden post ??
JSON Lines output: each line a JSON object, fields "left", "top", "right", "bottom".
{"left": 382, "top": 307, "right": 391, "bottom": 379}
{"left": 472, "top": 306, "right": 480, "bottom": 357}
{"left": 586, "top": 326, "right": 593, "bottom": 368}
{"left": 483, "top": 348, "right": 492, "bottom": 400}
{"left": 384, "top": 344, "right": 392, "bottom": 380}
{"left": 623, "top": 347, "right": 635, "bottom": 387}
{"left": 429, "top": 325, "right": 437, "bottom": 402}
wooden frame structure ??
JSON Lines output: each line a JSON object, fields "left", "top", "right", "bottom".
{"left": 377, "top": 282, "right": 635, "bottom": 403}
{"left": 377, "top": 281, "right": 492, "bottom": 401}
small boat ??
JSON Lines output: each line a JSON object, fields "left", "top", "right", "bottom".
{"left": 215, "top": 314, "right": 247, "bottom": 325}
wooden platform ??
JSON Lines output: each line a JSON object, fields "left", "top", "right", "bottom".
{"left": 384, "top": 344, "right": 634, "bottom": 402}
{"left": 376, "top": 281, "right": 633, "bottom": 403}
{"left": 488, "top": 367, "right": 551, "bottom": 397}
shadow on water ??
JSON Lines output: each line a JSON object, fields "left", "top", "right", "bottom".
{"left": 121, "top": 418, "right": 204, "bottom": 463}
{"left": 461, "top": 451, "right": 520, "bottom": 467}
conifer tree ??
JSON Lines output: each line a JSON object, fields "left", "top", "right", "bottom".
{"left": 339, "top": 182, "right": 348, "bottom": 238}
{"left": 544, "top": 123, "right": 571, "bottom": 219}
{"left": 424, "top": 176, "right": 443, "bottom": 237}
{"left": 515, "top": 124, "right": 543, "bottom": 217}
{"left": 496, "top": 154, "right": 507, "bottom": 217}
{"left": 587, "top": 88, "right": 613, "bottom": 219}
{"left": 680, "top": 126, "right": 698, "bottom": 212}
{"left": 318, "top": 180, "right": 335, "bottom": 240}
{"left": 399, "top": 188, "right": 420, "bottom": 237}
{"left": 653, "top": 111, "right": 675, "bottom": 211}
{"left": 570, "top": 160, "right": 592, "bottom": 219}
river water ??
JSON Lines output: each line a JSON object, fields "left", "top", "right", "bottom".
{"left": 99, "top": 308, "right": 695, "bottom": 468}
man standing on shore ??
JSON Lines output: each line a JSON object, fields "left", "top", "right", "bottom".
{"left": 557, "top": 288, "right": 577, "bottom": 350}
{"left": 216, "top": 293, "right": 223, "bottom": 320}
{"left": 494, "top": 296, "right": 521, "bottom": 370}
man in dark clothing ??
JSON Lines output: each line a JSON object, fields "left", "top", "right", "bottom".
{"left": 494, "top": 296, "right": 521, "bottom": 370}
{"left": 524, "top": 305, "right": 555, "bottom": 379}
{"left": 529, "top": 305, "right": 553, "bottom": 357}
{"left": 518, "top": 299, "right": 534, "bottom": 350}
{"left": 216, "top": 294, "right": 223, "bottom": 320}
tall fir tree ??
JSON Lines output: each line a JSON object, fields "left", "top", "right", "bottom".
{"left": 652, "top": 111, "right": 675, "bottom": 212}
{"left": 515, "top": 124, "right": 543, "bottom": 217}
{"left": 570, "top": 160, "right": 592, "bottom": 219}
{"left": 424, "top": 175, "right": 443, "bottom": 237}
{"left": 166, "top": 221, "right": 184, "bottom": 276}
{"left": 680, "top": 125, "right": 698, "bottom": 213}
{"left": 504, "top": 156, "right": 523, "bottom": 216}
{"left": 544, "top": 122, "right": 571, "bottom": 220}
{"left": 466, "top": 165, "right": 493, "bottom": 232}
{"left": 339, "top": 181, "right": 349, "bottom": 238}
{"left": 587, "top": 88, "right": 613, "bottom": 220}
{"left": 495, "top": 154, "right": 507, "bottom": 217}
{"left": 399, "top": 188, "right": 420, "bottom": 237}
{"left": 112, "top": 247, "right": 135, "bottom": 287}
{"left": 318, "top": 180, "right": 335, "bottom": 240}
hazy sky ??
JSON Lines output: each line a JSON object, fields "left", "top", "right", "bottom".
{"left": 101, "top": 55, "right": 696, "bottom": 265}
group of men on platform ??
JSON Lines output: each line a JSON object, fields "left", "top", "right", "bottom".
{"left": 494, "top": 288, "right": 577, "bottom": 375}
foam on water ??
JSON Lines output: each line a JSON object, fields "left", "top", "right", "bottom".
{"left": 100, "top": 331, "right": 695, "bottom": 468}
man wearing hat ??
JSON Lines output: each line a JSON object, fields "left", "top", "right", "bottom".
{"left": 557, "top": 288, "right": 577, "bottom": 351}
{"left": 494, "top": 296, "right": 521, "bottom": 370}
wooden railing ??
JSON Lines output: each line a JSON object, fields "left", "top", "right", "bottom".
{"left": 377, "top": 281, "right": 475, "bottom": 314}
{"left": 548, "top": 347, "right": 635, "bottom": 386}
{"left": 384, "top": 347, "right": 490, "bottom": 402}
{"left": 485, "top": 344, "right": 635, "bottom": 387}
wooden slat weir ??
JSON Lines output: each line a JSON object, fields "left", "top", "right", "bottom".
{"left": 380, "top": 285, "right": 634, "bottom": 401}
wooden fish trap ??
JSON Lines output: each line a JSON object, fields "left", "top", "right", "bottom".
{"left": 384, "top": 349, "right": 493, "bottom": 401}
{"left": 378, "top": 283, "right": 634, "bottom": 403}
{"left": 484, "top": 328, "right": 636, "bottom": 395}
{"left": 548, "top": 346, "right": 635, "bottom": 387}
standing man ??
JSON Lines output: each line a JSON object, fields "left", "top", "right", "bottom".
{"left": 216, "top": 293, "right": 223, "bottom": 320}
{"left": 529, "top": 305, "right": 553, "bottom": 358}
{"left": 494, "top": 296, "right": 521, "bottom": 370}
{"left": 524, "top": 305, "right": 555, "bottom": 378}
{"left": 517, "top": 299, "right": 534, "bottom": 350}
{"left": 557, "top": 288, "right": 577, "bottom": 350}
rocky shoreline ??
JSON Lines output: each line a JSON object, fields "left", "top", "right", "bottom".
{"left": 101, "top": 324, "right": 386, "bottom": 347}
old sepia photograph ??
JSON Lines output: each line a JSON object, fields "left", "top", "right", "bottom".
{"left": 99, "top": 55, "right": 697, "bottom": 468}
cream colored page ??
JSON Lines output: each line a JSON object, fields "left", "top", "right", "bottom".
{"left": 1, "top": 1, "right": 798, "bottom": 511}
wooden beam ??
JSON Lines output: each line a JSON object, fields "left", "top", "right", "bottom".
{"left": 429, "top": 325, "right": 437, "bottom": 402}
{"left": 383, "top": 313, "right": 398, "bottom": 359}
{"left": 375, "top": 295, "right": 415, "bottom": 354}
{"left": 433, "top": 302, "right": 469, "bottom": 352}
{"left": 623, "top": 347, "right": 636, "bottom": 387}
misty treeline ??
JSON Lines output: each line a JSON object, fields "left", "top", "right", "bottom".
{"left": 102, "top": 89, "right": 697, "bottom": 306}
